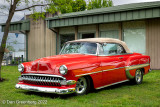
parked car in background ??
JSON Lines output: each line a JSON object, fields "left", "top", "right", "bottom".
{"left": 16, "top": 38, "right": 151, "bottom": 95}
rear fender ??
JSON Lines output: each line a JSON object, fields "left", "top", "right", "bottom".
{"left": 125, "top": 55, "right": 150, "bottom": 79}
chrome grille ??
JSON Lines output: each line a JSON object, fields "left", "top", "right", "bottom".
{"left": 21, "top": 74, "right": 65, "bottom": 86}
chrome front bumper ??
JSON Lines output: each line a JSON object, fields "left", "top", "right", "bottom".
{"left": 15, "top": 84, "right": 76, "bottom": 94}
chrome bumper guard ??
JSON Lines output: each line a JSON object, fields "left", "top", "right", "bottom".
{"left": 15, "top": 84, "right": 76, "bottom": 94}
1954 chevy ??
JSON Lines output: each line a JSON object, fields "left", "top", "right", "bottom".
{"left": 16, "top": 38, "right": 151, "bottom": 95}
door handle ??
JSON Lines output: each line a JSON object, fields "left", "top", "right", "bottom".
{"left": 119, "top": 57, "right": 123, "bottom": 59}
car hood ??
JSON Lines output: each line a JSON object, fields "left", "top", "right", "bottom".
{"left": 23, "top": 54, "right": 98, "bottom": 75}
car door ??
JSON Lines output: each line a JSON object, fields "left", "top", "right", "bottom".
{"left": 98, "top": 43, "right": 128, "bottom": 86}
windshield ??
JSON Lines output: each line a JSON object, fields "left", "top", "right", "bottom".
{"left": 60, "top": 42, "right": 97, "bottom": 55}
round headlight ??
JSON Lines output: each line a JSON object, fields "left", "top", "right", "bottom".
{"left": 59, "top": 65, "right": 68, "bottom": 75}
{"left": 18, "top": 64, "right": 24, "bottom": 72}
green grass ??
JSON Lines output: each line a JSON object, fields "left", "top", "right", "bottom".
{"left": 0, "top": 66, "right": 160, "bottom": 107}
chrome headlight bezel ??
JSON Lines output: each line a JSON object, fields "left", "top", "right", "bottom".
{"left": 59, "top": 65, "right": 68, "bottom": 75}
{"left": 18, "top": 64, "right": 24, "bottom": 72}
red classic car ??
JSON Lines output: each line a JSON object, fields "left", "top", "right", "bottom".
{"left": 16, "top": 38, "right": 151, "bottom": 95}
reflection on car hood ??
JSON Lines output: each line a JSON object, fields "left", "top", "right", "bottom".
{"left": 23, "top": 54, "right": 97, "bottom": 75}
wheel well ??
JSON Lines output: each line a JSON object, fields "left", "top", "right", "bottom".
{"left": 84, "top": 75, "right": 94, "bottom": 89}
{"left": 140, "top": 68, "right": 145, "bottom": 74}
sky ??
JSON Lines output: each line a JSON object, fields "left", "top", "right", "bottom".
{"left": 112, "top": 0, "right": 160, "bottom": 5}
{"left": 0, "top": 0, "right": 160, "bottom": 52}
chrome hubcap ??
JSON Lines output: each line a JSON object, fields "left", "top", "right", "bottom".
{"left": 136, "top": 70, "right": 142, "bottom": 82}
{"left": 76, "top": 77, "right": 87, "bottom": 94}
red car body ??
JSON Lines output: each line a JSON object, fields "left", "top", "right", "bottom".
{"left": 16, "top": 38, "right": 150, "bottom": 95}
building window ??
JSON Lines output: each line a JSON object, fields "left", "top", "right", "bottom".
{"left": 78, "top": 33, "right": 95, "bottom": 39}
{"left": 60, "top": 34, "right": 75, "bottom": 49}
{"left": 100, "top": 30, "right": 119, "bottom": 39}
{"left": 123, "top": 29, "right": 146, "bottom": 54}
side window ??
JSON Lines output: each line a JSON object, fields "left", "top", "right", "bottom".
{"left": 102, "top": 43, "right": 126, "bottom": 55}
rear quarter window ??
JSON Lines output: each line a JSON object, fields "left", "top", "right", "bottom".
{"left": 102, "top": 43, "right": 126, "bottom": 55}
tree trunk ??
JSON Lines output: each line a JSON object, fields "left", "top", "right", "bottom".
{"left": 0, "top": 1, "right": 18, "bottom": 80}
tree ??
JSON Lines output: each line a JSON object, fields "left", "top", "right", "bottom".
{"left": 72, "top": 0, "right": 86, "bottom": 12}
{"left": 47, "top": 0, "right": 73, "bottom": 14}
{"left": 44, "top": 0, "right": 86, "bottom": 14}
{"left": 87, "top": 0, "right": 113, "bottom": 10}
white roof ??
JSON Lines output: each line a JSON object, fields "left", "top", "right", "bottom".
{"left": 68, "top": 38, "right": 131, "bottom": 53}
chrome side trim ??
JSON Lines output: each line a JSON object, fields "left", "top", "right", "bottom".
{"left": 75, "top": 71, "right": 102, "bottom": 77}
{"left": 15, "top": 84, "right": 75, "bottom": 94}
{"left": 125, "top": 69, "right": 134, "bottom": 79}
{"left": 103, "top": 67, "right": 125, "bottom": 72}
{"left": 96, "top": 80, "right": 129, "bottom": 90}
{"left": 98, "top": 53, "right": 133, "bottom": 57}
{"left": 22, "top": 74, "right": 66, "bottom": 80}
{"left": 125, "top": 63, "right": 150, "bottom": 79}
{"left": 75, "top": 67, "right": 124, "bottom": 77}
{"left": 75, "top": 63, "right": 149, "bottom": 77}
{"left": 125, "top": 63, "right": 149, "bottom": 71}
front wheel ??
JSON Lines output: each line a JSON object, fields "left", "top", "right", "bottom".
{"left": 133, "top": 69, "right": 143, "bottom": 84}
{"left": 75, "top": 77, "right": 90, "bottom": 95}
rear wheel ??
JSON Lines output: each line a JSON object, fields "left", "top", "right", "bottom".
{"left": 133, "top": 69, "right": 143, "bottom": 84}
{"left": 75, "top": 77, "right": 90, "bottom": 95}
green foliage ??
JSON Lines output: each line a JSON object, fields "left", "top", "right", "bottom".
{"left": 30, "top": 12, "right": 45, "bottom": 21}
{"left": 6, "top": 45, "right": 15, "bottom": 52}
{"left": 44, "top": 0, "right": 71, "bottom": 14}
{"left": 11, "top": 60, "right": 19, "bottom": 65}
{"left": 5, "top": 0, "right": 113, "bottom": 20}
{"left": 30, "top": 0, "right": 87, "bottom": 20}
{"left": 56, "top": 0, "right": 73, "bottom": 14}
{"left": 87, "top": 0, "right": 113, "bottom": 10}
{"left": 72, "top": 0, "right": 86, "bottom": 12}
{"left": 1, "top": 0, "right": 113, "bottom": 21}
